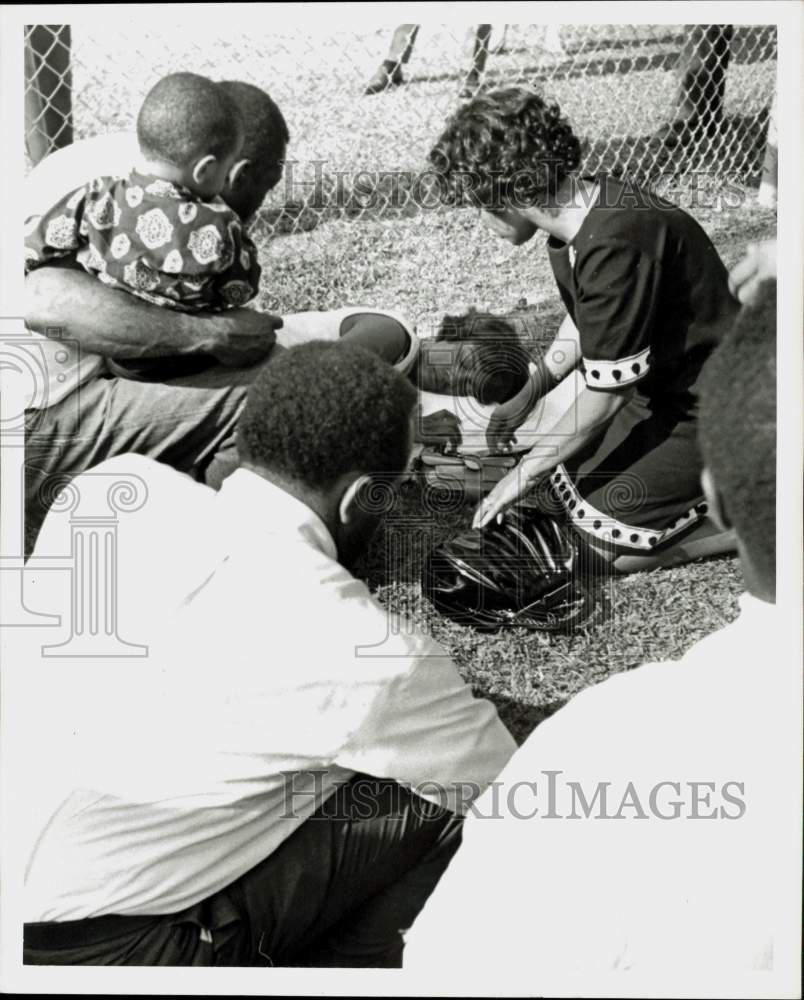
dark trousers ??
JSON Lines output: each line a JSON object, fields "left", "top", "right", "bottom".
{"left": 675, "top": 24, "right": 734, "bottom": 128}
{"left": 23, "top": 776, "right": 463, "bottom": 967}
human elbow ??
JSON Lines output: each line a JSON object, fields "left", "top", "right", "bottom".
{"left": 24, "top": 268, "right": 62, "bottom": 332}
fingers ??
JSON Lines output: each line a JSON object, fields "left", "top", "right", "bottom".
{"left": 728, "top": 240, "right": 777, "bottom": 307}
{"left": 472, "top": 472, "right": 521, "bottom": 529}
{"left": 728, "top": 251, "right": 758, "bottom": 300}
{"left": 736, "top": 275, "right": 763, "bottom": 308}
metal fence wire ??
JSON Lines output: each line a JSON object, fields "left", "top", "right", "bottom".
{"left": 24, "top": 22, "right": 777, "bottom": 298}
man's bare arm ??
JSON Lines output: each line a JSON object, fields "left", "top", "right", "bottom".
{"left": 25, "top": 264, "right": 282, "bottom": 367}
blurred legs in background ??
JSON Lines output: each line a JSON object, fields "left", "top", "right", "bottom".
{"left": 656, "top": 24, "right": 734, "bottom": 148}
{"left": 757, "top": 90, "right": 778, "bottom": 208}
{"left": 364, "top": 24, "right": 494, "bottom": 97}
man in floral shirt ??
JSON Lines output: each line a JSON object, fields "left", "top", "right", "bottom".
{"left": 25, "top": 71, "right": 261, "bottom": 379}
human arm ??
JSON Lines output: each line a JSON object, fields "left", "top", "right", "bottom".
{"left": 473, "top": 381, "right": 633, "bottom": 527}
{"left": 24, "top": 184, "right": 87, "bottom": 271}
{"left": 475, "top": 241, "right": 667, "bottom": 524}
{"left": 335, "top": 643, "right": 516, "bottom": 815}
{"left": 486, "top": 312, "right": 582, "bottom": 450}
{"left": 25, "top": 263, "right": 282, "bottom": 366}
{"left": 727, "top": 239, "right": 777, "bottom": 306}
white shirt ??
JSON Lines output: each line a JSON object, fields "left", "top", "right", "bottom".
{"left": 22, "top": 455, "right": 515, "bottom": 921}
{"left": 404, "top": 593, "right": 790, "bottom": 978}
{"left": 25, "top": 133, "right": 140, "bottom": 408}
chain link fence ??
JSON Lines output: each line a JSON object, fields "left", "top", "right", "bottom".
{"left": 24, "top": 22, "right": 777, "bottom": 309}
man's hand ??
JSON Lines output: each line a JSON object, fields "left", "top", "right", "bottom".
{"left": 486, "top": 376, "right": 542, "bottom": 451}
{"left": 728, "top": 240, "right": 777, "bottom": 307}
{"left": 414, "top": 408, "right": 462, "bottom": 450}
{"left": 26, "top": 266, "right": 285, "bottom": 367}
{"left": 206, "top": 309, "right": 284, "bottom": 367}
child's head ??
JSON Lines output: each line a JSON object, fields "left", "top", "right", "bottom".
{"left": 137, "top": 72, "right": 246, "bottom": 198}
{"left": 698, "top": 281, "right": 776, "bottom": 601}
{"left": 419, "top": 312, "right": 530, "bottom": 404}
{"left": 428, "top": 87, "right": 581, "bottom": 245}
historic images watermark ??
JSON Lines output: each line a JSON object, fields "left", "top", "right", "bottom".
{"left": 274, "top": 161, "right": 750, "bottom": 217}
{"left": 281, "top": 769, "right": 748, "bottom": 822}
{"left": 0, "top": 320, "right": 148, "bottom": 655}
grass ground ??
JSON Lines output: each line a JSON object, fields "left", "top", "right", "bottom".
{"left": 66, "top": 22, "right": 777, "bottom": 744}
{"left": 283, "top": 196, "right": 776, "bottom": 745}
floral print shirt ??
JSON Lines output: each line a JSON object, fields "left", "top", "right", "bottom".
{"left": 24, "top": 170, "right": 261, "bottom": 311}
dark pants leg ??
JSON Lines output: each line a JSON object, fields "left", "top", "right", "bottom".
{"left": 470, "top": 24, "right": 492, "bottom": 77}
{"left": 675, "top": 24, "right": 734, "bottom": 130}
{"left": 23, "top": 776, "right": 463, "bottom": 967}
{"left": 23, "top": 359, "right": 265, "bottom": 553}
{"left": 386, "top": 24, "right": 420, "bottom": 67}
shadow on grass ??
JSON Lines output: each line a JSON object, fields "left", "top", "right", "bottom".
{"left": 491, "top": 692, "right": 567, "bottom": 745}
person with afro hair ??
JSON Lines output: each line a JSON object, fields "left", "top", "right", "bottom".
{"left": 429, "top": 86, "right": 741, "bottom": 573}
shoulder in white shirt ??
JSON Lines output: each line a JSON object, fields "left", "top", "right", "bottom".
{"left": 404, "top": 593, "right": 789, "bottom": 981}
{"left": 23, "top": 456, "right": 515, "bottom": 921}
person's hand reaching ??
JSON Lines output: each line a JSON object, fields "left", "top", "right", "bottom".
{"left": 485, "top": 375, "right": 542, "bottom": 451}
{"left": 728, "top": 240, "right": 777, "bottom": 307}
{"left": 472, "top": 462, "right": 541, "bottom": 529}
{"left": 414, "top": 408, "right": 462, "bottom": 451}
{"left": 207, "top": 309, "right": 284, "bottom": 367}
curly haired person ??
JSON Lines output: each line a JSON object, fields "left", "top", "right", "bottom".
{"left": 428, "top": 86, "right": 741, "bottom": 573}
{"left": 406, "top": 284, "right": 790, "bottom": 985}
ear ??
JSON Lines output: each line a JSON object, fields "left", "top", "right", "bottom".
{"left": 701, "top": 467, "right": 730, "bottom": 531}
{"left": 192, "top": 154, "right": 217, "bottom": 186}
{"left": 228, "top": 158, "right": 251, "bottom": 189}
{"left": 338, "top": 474, "right": 372, "bottom": 526}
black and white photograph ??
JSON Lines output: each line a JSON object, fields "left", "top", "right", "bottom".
{"left": 0, "top": 2, "right": 801, "bottom": 996}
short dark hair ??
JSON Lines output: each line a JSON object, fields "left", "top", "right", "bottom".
{"left": 137, "top": 72, "right": 243, "bottom": 167}
{"left": 436, "top": 312, "right": 531, "bottom": 404}
{"left": 218, "top": 80, "right": 289, "bottom": 165}
{"left": 428, "top": 87, "right": 581, "bottom": 209}
{"left": 698, "top": 281, "right": 776, "bottom": 586}
{"left": 237, "top": 341, "right": 417, "bottom": 489}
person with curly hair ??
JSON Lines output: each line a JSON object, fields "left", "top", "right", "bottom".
{"left": 428, "top": 86, "right": 741, "bottom": 572}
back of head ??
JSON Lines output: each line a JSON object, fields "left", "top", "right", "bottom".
{"left": 218, "top": 80, "right": 289, "bottom": 164}
{"left": 698, "top": 281, "right": 776, "bottom": 592}
{"left": 237, "top": 341, "right": 417, "bottom": 490}
{"left": 437, "top": 312, "right": 531, "bottom": 404}
{"left": 137, "top": 72, "right": 243, "bottom": 168}
{"left": 428, "top": 86, "right": 582, "bottom": 209}
{"left": 217, "top": 80, "right": 289, "bottom": 218}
